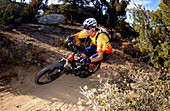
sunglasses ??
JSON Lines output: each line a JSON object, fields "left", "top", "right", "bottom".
{"left": 84, "top": 27, "right": 92, "bottom": 30}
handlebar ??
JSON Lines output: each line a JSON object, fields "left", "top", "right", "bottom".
{"left": 65, "top": 36, "right": 77, "bottom": 53}
{"left": 65, "top": 35, "right": 85, "bottom": 63}
{"left": 65, "top": 35, "right": 74, "bottom": 43}
{"left": 65, "top": 39, "right": 73, "bottom": 47}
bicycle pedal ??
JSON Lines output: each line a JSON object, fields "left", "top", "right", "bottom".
{"left": 74, "top": 72, "right": 80, "bottom": 76}
{"left": 79, "top": 74, "right": 88, "bottom": 78}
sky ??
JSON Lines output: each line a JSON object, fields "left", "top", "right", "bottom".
{"left": 15, "top": 0, "right": 161, "bottom": 10}
{"left": 15, "top": 0, "right": 63, "bottom": 4}
{"left": 128, "top": 0, "right": 161, "bottom": 11}
{"left": 16, "top": 0, "right": 161, "bottom": 24}
{"left": 126, "top": 0, "right": 161, "bottom": 23}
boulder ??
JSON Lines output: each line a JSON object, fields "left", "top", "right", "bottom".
{"left": 37, "top": 14, "right": 65, "bottom": 25}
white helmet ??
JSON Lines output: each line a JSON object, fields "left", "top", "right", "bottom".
{"left": 81, "top": 18, "right": 97, "bottom": 28}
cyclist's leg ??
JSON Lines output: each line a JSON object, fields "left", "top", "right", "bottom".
{"left": 81, "top": 53, "right": 87, "bottom": 58}
{"left": 89, "top": 52, "right": 109, "bottom": 70}
{"left": 89, "top": 53, "right": 98, "bottom": 71}
{"left": 81, "top": 45, "right": 97, "bottom": 75}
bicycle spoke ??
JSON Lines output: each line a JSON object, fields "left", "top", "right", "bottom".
{"left": 38, "top": 70, "right": 51, "bottom": 83}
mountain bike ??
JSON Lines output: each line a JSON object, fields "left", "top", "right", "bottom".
{"left": 35, "top": 36, "right": 101, "bottom": 85}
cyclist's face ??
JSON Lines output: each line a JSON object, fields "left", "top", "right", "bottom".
{"left": 85, "top": 27, "right": 94, "bottom": 36}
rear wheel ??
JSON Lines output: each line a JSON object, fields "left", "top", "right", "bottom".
{"left": 78, "top": 62, "right": 101, "bottom": 78}
{"left": 91, "top": 62, "right": 101, "bottom": 74}
{"left": 35, "top": 62, "right": 64, "bottom": 85}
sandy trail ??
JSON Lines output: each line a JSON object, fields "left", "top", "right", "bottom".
{"left": 1, "top": 64, "right": 104, "bottom": 111}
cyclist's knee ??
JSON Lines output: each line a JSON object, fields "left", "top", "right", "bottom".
{"left": 81, "top": 53, "right": 87, "bottom": 58}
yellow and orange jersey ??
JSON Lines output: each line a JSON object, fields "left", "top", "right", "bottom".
{"left": 76, "top": 29, "right": 112, "bottom": 54}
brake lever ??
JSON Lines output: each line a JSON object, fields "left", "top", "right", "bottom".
{"left": 65, "top": 38, "right": 70, "bottom": 43}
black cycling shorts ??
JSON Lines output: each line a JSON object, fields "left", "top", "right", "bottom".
{"left": 82, "top": 45, "right": 109, "bottom": 61}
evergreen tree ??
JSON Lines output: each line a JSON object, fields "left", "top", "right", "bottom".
{"left": 20, "top": 0, "right": 45, "bottom": 22}
{"left": 159, "top": 0, "right": 170, "bottom": 31}
{"left": 0, "top": 1, "right": 26, "bottom": 26}
{"left": 130, "top": 1, "right": 170, "bottom": 70}
{"left": 58, "top": 0, "right": 129, "bottom": 29}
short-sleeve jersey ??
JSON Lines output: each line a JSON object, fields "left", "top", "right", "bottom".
{"left": 77, "top": 29, "right": 112, "bottom": 54}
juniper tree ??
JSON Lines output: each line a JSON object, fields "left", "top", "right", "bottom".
{"left": 130, "top": 1, "right": 169, "bottom": 70}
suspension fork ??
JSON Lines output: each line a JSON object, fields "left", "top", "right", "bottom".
{"left": 59, "top": 58, "right": 68, "bottom": 68}
{"left": 66, "top": 52, "right": 77, "bottom": 70}
{"left": 70, "top": 59, "right": 77, "bottom": 70}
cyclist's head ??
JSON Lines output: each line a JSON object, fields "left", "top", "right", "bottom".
{"left": 81, "top": 18, "right": 97, "bottom": 28}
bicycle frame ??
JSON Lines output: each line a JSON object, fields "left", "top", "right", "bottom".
{"left": 59, "top": 53, "right": 76, "bottom": 68}
{"left": 59, "top": 38, "right": 85, "bottom": 73}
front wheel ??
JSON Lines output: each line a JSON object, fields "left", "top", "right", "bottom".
{"left": 35, "top": 62, "right": 64, "bottom": 85}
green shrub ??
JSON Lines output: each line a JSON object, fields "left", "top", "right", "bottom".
{"left": 44, "top": 10, "right": 57, "bottom": 15}
{"left": 129, "top": 3, "right": 170, "bottom": 71}
{"left": 0, "top": 1, "right": 26, "bottom": 26}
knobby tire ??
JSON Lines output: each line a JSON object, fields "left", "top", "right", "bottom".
{"left": 78, "top": 62, "right": 101, "bottom": 78}
{"left": 35, "top": 62, "right": 64, "bottom": 85}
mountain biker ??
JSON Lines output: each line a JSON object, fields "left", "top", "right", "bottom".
{"left": 69, "top": 18, "right": 112, "bottom": 77}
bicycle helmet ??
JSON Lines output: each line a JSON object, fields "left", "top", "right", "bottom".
{"left": 81, "top": 18, "right": 97, "bottom": 28}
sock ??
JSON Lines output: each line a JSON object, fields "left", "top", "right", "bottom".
{"left": 89, "top": 70, "right": 93, "bottom": 72}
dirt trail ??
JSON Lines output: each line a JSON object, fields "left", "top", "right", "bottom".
{"left": 1, "top": 65, "right": 101, "bottom": 110}
{"left": 0, "top": 24, "right": 139, "bottom": 111}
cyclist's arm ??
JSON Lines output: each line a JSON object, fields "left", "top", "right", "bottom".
{"left": 74, "top": 30, "right": 87, "bottom": 39}
{"left": 74, "top": 34, "right": 79, "bottom": 39}
{"left": 90, "top": 52, "right": 103, "bottom": 62}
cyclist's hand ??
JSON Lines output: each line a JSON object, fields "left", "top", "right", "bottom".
{"left": 83, "top": 58, "right": 91, "bottom": 64}
{"left": 66, "top": 35, "right": 74, "bottom": 43}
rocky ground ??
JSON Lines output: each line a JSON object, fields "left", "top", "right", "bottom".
{"left": 0, "top": 23, "right": 141, "bottom": 111}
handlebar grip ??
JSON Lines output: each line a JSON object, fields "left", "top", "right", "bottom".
{"left": 65, "top": 35, "right": 75, "bottom": 44}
